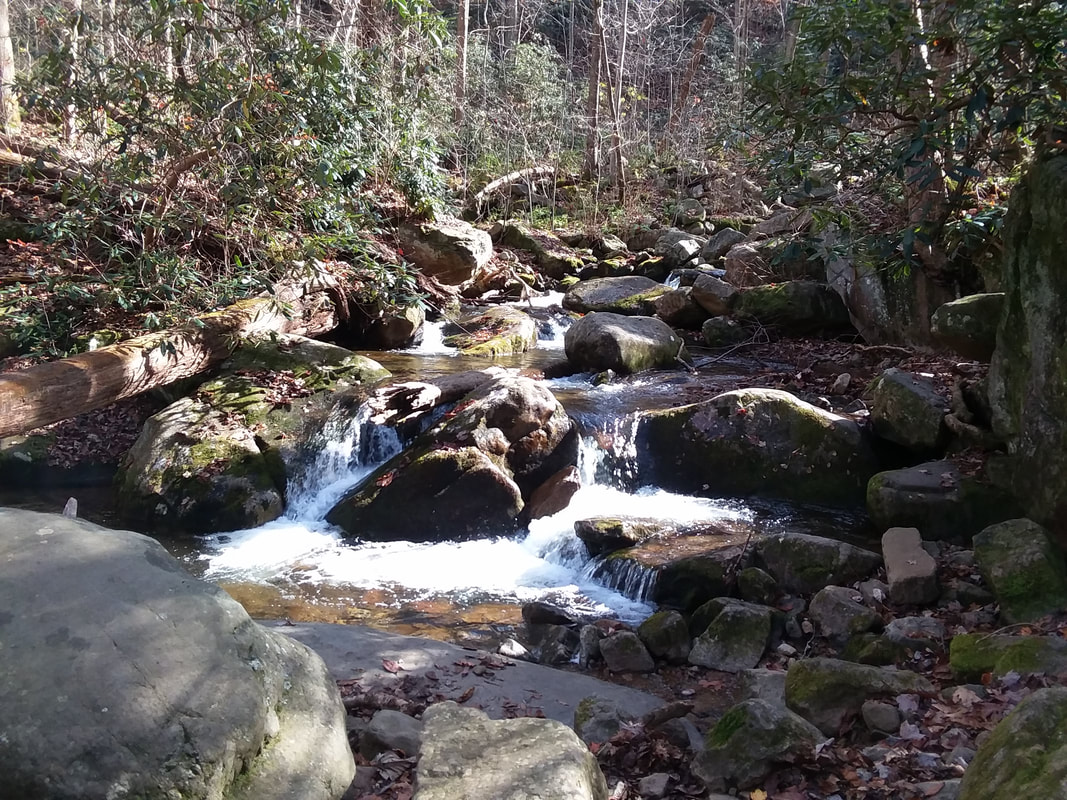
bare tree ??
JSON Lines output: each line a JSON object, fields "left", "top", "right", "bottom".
{"left": 0, "top": 0, "right": 19, "bottom": 133}
{"left": 455, "top": 0, "right": 469, "bottom": 125}
{"left": 584, "top": 0, "right": 603, "bottom": 180}
{"left": 63, "top": 0, "right": 82, "bottom": 143}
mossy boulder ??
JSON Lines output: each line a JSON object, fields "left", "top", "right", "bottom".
{"left": 599, "top": 630, "right": 655, "bottom": 673}
{"left": 653, "top": 286, "right": 708, "bottom": 329}
{"left": 574, "top": 696, "right": 634, "bottom": 745}
{"left": 784, "top": 657, "right": 933, "bottom": 735}
{"left": 692, "top": 699, "right": 825, "bottom": 792}
{"left": 574, "top": 516, "right": 664, "bottom": 556}
{"left": 326, "top": 376, "right": 576, "bottom": 541}
{"left": 973, "top": 518, "right": 1067, "bottom": 623}
{"left": 949, "top": 633, "right": 1067, "bottom": 681}
{"left": 867, "top": 368, "right": 949, "bottom": 454}
{"left": 840, "top": 634, "right": 907, "bottom": 666}
{"left": 735, "top": 281, "right": 852, "bottom": 335}
{"left": 931, "top": 293, "right": 1004, "bottom": 361}
{"left": 724, "top": 239, "right": 818, "bottom": 288}
{"left": 688, "top": 598, "right": 773, "bottom": 673}
{"left": 808, "top": 585, "right": 883, "bottom": 641}
{"left": 562, "top": 276, "right": 669, "bottom": 315}
{"left": 117, "top": 398, "right": 285, "bottom": 535}
{"left": 637, "top": 610, "right": 691, "bottom": 664}
{"left": 701, "top": 316, "right": 749, "bottom": 347}
{"left": 498, "top": 223, "right": 585, "bottom": 279}
{"left": 637, "top": 389, "right": 879, "bottom": 507}
{"left": 756, "top": 532, "right": 881, "bottom": 594}
{"left": 988, "top": 154, "right": 1067, "bottom": 526}
{"left": 959, "top": 687, "right": 1067, "bottom": 800}
{"left": 564, "top": 312, "right": 690, "bottom": 375}
{"left": 443, "top": 306, "right": 538, "bottom": 356}
{"left": 867, "top": 461, "right": 1023, "bottom": 542}
{"left": 691, "top": 274, "right": 739, "bottom": 317}
{"left": 0, "top": 431, "right": 113, "bottom": 488}
{"left": 737, "top": 567, "right": 779, "bottom": 605}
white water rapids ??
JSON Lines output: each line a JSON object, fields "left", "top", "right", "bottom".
{"left": 197, "top": 401, "right": 755, "bottom": 624}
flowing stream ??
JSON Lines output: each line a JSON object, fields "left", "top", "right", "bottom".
{"left": 176, "top": 299, "right": 869, "bottom": 642}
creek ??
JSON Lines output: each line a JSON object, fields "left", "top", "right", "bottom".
{"left": 170, "top": 300, "right": 873, "bottom": 646}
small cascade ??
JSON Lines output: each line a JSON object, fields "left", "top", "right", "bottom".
{"left": 583, "top": 557, "right": 659, "bottom": 602}
{"left": 535, "top": 314, "right": 570, "bottom": 350}
{"left": 404, "top": 319, "right": 456, "bottom": 356}
{"left": 576, "top": 415, "right": 641, "bottom": 489}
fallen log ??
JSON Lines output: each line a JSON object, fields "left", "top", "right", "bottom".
{"left": 0, "top": 276, "right": 340, "bottom": 439}
{"left": 470, "top": 165, "right": 557, "bottom": 217}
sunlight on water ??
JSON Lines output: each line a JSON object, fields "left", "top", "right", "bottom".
{"left": 403, "top": 319, "right": 456, "bottom": 356}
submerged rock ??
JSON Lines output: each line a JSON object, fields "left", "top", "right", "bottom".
{"left": 416, "top": 701, "right": 608, "bottom": 800}
{"left": 958, "top": 687, "right": 1067, "bottom": 800}
{"left": 565, "top": 312, "right": 690, "bottom": 375}
{"left": 637, "top": 388, "right": 879, "bottom": 507}
{"left": 0, "top": 508, "right": 354, "bottom": 800}
{"left": 327, "top": 376, "right": 576, "bottom": 540}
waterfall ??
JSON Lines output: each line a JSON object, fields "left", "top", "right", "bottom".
{"left": 583, "top": 557, "right": 659, "bottom": 603}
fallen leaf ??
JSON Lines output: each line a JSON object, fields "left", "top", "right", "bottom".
{"left": 382, "top": 659, "right": 402, "bottom": 674}
{"left": 456, "top": 686, "right": 476, "bottom": 703}
{"left": 750, "top": 789, "right": 768, "bottom": 800}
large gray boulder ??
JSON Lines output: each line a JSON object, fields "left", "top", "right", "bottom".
{"left": 398, "top": 215, "right": 493, "bottom": 285}
{"left": 117, "top": 397, "right": 285, "bottom": 535}
{"left": 988, "top": 154, "right": 1067, "bottom": 525}
{"left": 415, "top": 701, "right": 608, "bottom": 800}
{"left": 867, "top": 368, "right": 949, "bottom": 453}
{"left": 564, "top": 312, "right": 690, "bottom": 375}
{"left": 637, "top": 388, "right": 879, "bottom": 507}
{"left": 562, "top": 275, "right": 668, "bottom": 315}
{"left": 973, "top": 518, "right": 1067, "bottom": 623}
{"left": 755, "top": 532, "right": 882, "bottom": 594}
{"left": 931, "top": 293, "right": 1004, "bottom": 361}
{"left": 0, "top": 508, "right": 354, "bottom": 800}
{"left": 327, "top": 375, "right": 576, "bottom": 540}
{"left": 497, "top": 222, "right": 584, "bottom": 279}
{"left": 959, "top": 687, "right": 1067, "bottom": 800}
{"left": 688, "top": 598, "right": 773, "bottom": 673}
{"left": 654, "top": 228, "right": 704, "bottom": 268}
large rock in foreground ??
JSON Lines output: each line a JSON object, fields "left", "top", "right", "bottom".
{"left": 565, "top": 312, "right": 690, "bottom": 374}
{"left": 637, "top": 388, "right": 878, "bottom": 506}
{"left": 988, "top": 154, "right": 1067, "bottom": 526}
{"left": 0, "top": 508, "right": 354, "bottom": 800}
{"left": 415, "top": 701, "right": 607, "bottom": 800}
{"left": 959, "top": 687, "right": 1067, "bottom": 800}
{"left": 327, "top": 375, "right": 576, "bottom": 540}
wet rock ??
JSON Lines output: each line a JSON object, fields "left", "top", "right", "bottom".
{"left": 868, "top": 368, "right": 949, "bottom": 453}
{"left": 987, "top": 155, "right": 1067, "bottom": 526}
{"left": 562, "top": 275, "right": 668, "bottom": 315}
{"left": 737, "top": 566, "right": 779, "bottom": 605}
{"left": 735, "top": 280, "right": 852, "bottom": 335}
{"left": 600, "top": 631, "right": 655, "bottom": 673}
{"left": 359, "top": 302, "right": 426, "bottom": 349}
{"left": 0, "top": 509, "right": 354, "bottom": 800}
{"left": 527, "top": 465, "right": 581, "bottom": 519}
{"left": 574, "top": 516, "right": 665, "bottom": 555}
{"left": 861, "top": 700, "right": 901, "bottom": 735}
{"left": 442, "top": 306, "right": 539, "bottom": 357}
{"left": 688, "top": 599, "right": 773, "bottom": 673}
{"left": 117, "top": 397, "right": 285, "bottom": 535}
{"left": 692, "top": 699, "right": 825, "bottom": 792}
{"left": 654, "top": 228, "right": 704, "bottom": 268}
{"left": 637, "top": 610, "right": 691, "bottom": 664}
{"left": 701, "top": 316, "right": 749, "bottom": 347}
{"left": 398, "top": 215, "right": 492, "bottom": 285}
{"left": 808, "top": 585, "right": 883, "bottom": 640}
{"left": 700, "top": 228, "right": 747, "bottom": 262}
{"left": 417, "top": 701, "right": 608, "bottom": 800}
{"left": 327, "top": 376, "right": 576, "bottom": 540}
{"left": 973, "top": 518, "right": 1067, "bottom": 623}
{"left": 882, "top": 527, "right": 940, "bottom": 605}
{"left": 756, "top": 532, "right": 882, "bottom": 595}
{"left": 637, "top": 389, "right": 879, "bottom": 507}
{"left": 785, "top": 657, "right": 934, "bottom": 735}
{"left": 958, "top": 687, "right": 1067, "bottom": 800}
{"left": 866, "top": 461, "right": 1021, "bottom": 542}
{"left": 653, "top": 286, "right": 708, "bottom": 329}
{"left": 931, "top": 293, "right": 1003, "bottom": 362}
{"left": 534, "top": 624, "right": 582, "bottom": 665}
{"left": 578, "top": 624, "right": 602, "bottom": 667}
{"left": 359, "top": 710, "right": 424, "bottom": 759}
{"left": 498, "top": 223, "right": 585, "bottom": 279}
{"left": 691, "top": 273, "right": 739, "bottom": 316}
{"left": 565, "top": 312, "right": 690, "bottom": 375}
{"left": 523, "top": 601, "right": 578, "bottom": 627}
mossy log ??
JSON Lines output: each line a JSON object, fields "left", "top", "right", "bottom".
{"left": 0, "top": 278, "right": 339, "bottom": 438}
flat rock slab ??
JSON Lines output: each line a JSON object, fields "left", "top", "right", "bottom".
{"left": 263, "top": 621, "right": 664, "bottom": 724}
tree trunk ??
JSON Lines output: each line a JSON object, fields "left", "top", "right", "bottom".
{"left": 0, "top": 0, "right": 19, "bottom": 133}
{"left": 63, "top": 0, "right": 82, "bottom": 143}
{"left": 665, "top": 14, "right": 715, "bottom": 139}
{"left": 0, "top": 279, "right": 340, "bottom": 439}
{"left": 455, "top": 0, "right": 469, "bottom": 125}
{"left": 583, "top": 0, "right": 603, "bottom": 180}
{"left": 597, "top": 4, "right": 626, "bottom": 203}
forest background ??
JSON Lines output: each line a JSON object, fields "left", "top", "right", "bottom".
{"left": 0, "top": 0, "right": 1062, "bottom": 358}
